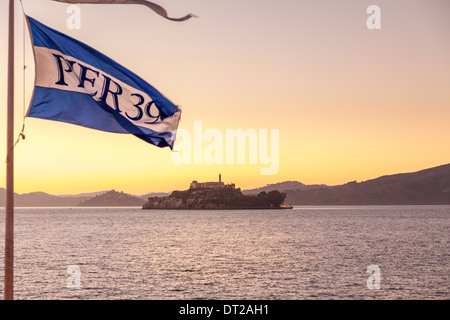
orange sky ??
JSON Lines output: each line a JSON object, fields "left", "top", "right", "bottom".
{"left": 1, "top": 0, "right": 449, "bottom": 195}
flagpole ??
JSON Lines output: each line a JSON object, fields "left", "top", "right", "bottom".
{"left": 5, "top": 0, "right": 15, "bottom": 300}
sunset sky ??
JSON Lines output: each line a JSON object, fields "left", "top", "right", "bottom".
{"left": 1, "top": 0, "right": 449, "bottom": 195}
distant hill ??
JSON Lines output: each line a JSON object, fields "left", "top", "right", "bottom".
{"left": 78, "top": 190, "right": 146, "bottom": 207}
{"left": 0, "top": 188, "right": 168, "bottom": 207}
{"left": 0, "top": 188, "right": 90, "bottom": 207}
{"left": 284, "top": 164, "right": 450, "bottom": 205}
{"left": 59, "top": 191, "right": 108, "bottom": 198}
{"left": 243, "top": 181, "right": 327, "bottom": 195}
{"left": 0, "top": 189, "right": 148, "bottom": 207}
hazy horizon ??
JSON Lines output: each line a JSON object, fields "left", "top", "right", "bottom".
{"left": 1, "top": 161, "right": 448, "bottom": 197}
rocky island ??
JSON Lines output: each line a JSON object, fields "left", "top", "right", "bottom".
{"left": 142, "top": 175, "right": 289, "bottom": 210}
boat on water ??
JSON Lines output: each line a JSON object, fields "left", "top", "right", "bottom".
{"left": 281, "top": 204, "right": 293, "bottom": 209}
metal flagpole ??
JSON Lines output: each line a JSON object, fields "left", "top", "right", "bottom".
{"left": 5, "top": 0, "right": 15, "bottom": 300}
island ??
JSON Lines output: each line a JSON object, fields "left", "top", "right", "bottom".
{"left": 142, "top": 174, "right": 291, "bottom": 210}
{"left": 79, "top": 190, "right": 146, "bottom": 207}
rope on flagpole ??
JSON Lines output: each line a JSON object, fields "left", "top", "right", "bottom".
{"left": 19, "top": 0, "right": 27, "bottom": 136}
{"left": 18, "top": 0, "right": 27, "bottom": 142}
{"left": 5, "top": 0, "right": 27, "bottom": 164}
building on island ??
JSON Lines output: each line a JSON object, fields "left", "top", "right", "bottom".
{"left": 190, "top": 174, "right": 235, "bottom": 189}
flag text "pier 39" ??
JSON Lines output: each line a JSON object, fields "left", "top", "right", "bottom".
{"left": 35, "top": 47, "right": 164, "bottom": 126}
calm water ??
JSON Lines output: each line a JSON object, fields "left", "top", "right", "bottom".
{"left": 0, "top": 206, "right": 448, "bottom": 300}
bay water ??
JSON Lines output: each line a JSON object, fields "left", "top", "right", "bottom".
{"left": 0, "top": 205, "right": 448, "bottom": 300}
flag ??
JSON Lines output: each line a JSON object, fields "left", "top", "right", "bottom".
{"left": 51, "top": 0, "right": 197, "bottom": 21}
{"left": 27, "top": 16, "right": 181, "bottom": 149}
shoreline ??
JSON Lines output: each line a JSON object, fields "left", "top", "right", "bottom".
{"left": 142, "top": 206, "right": 293, "bottom": 210}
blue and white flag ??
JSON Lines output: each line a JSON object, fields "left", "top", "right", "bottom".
{"left": 27, "top": 16, "right": 181, "bottom": 149}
